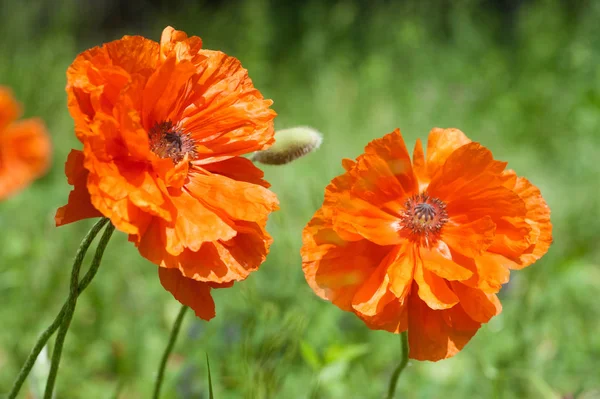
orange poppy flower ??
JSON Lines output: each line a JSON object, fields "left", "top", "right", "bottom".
{"left": 301, "top": 128, "right": 552, "bottom": 361}
{"left": 55, "top": 27, "right": 279, "bottom": 320}
{"left": 0, "top": 87, "right": 51, "bottom": 200}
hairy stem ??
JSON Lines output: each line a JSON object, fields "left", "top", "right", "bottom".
{"left": 43, "top": 222, "right": 115, "bottom": 398}
{"left": 7, "top": 218, "right": 109, "bottom": 399}
{"left": 153, "top": 305, "right": 189, "bottom": 399}
{"left": 386, "top": 331, "right": 409, "bottom": 399}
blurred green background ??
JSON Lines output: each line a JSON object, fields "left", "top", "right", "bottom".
{"left": 1, "top": 0, "right": 600, "bottom": 398}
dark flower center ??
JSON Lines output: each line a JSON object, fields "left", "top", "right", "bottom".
{"left": 149, "top": 121, "right": 197, "bottom": 163}
{"left": 400, "top": 193, "right": 448, "bottom": 246}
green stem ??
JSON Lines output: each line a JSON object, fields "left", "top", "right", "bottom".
{"left": 43, "top": 222, "right": 115, "bottom": 398}
{"left": 386, "top": 331, "right": 409, "bottom": 399}
{"left": 153, "top": 305, "right": 189, "bottom": 399}
{"left": 7, "top": 218, "right": 109, "bottom": 399}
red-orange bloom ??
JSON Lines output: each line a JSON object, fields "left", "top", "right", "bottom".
{"left": 301, "top": 128, "right": 552, "bottom": 361}
{"left": 56, "top": 27, "right": 279, "bottom": 320}
{"left": 0, "top": 87, "right": 51, "bottom": 200}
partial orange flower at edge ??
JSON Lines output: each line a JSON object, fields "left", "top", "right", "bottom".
{"left": 0, "top": 87, "right": 51, "bottom": 200}
{"left": 55, "top": 26, "right": 279, "bottom": 320}
{"left": 301, "top": 128, "right": 552, "bottom": 361}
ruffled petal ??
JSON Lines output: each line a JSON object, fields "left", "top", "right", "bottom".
{"left": 201, "top": 156, "right": 271, "bottom": 187}
{"left": 159, "top": 26, "right": 204, "bottom": 64}
{"left": 301, "top": 210, "right": 388, "bottom": 310}
{"left": 341, "top": 158, "right": 355, "bottom": 171}
{"left": 508, "top": 176, "right": 553, "bottom": 268}
{"left": 139, "top": 218, "right": 269, "bottom": 284}
{"left": 55, "top": 150, "right": 102, "bottom": 225}
{"left": 83, "top": 155, "right": 176, "bottom": 238}
{"left": 178, "top": 50, "right": 276, "bottom": 162}
{"left": 358, "top": 297, "right": 408, "bottom": 333}
{"left": 352, "top": 244, "right": 412, "bottom": 317}
{"left": 387, "top": 243, "right": 416, "bottom": 299}
{"left": 450, "top": 282, "right": 502, "bottom": 323}
{"left": 348, "top": 153, "right": 411, "bottom": 210}
{"left": 178, "top": 221, "right": 271, "bottom": 283}
{"left": 66, "top": 37, "right": 156, "bottom": 128}
{"left": 342, "top": 129, "right": 418, "bottom": 211}
{"left": 442, "top": 216, "right": 496, "bottom": 258}
{"left": 185, "top": 170, "right": 279, "bottom": 223}
{"left": 428, "top": 142, "right": 508, "bottom": 203}
{"left": 486, "top": 216, "right": 532, "bottom": 260}
{"left": 352, "top": 263, "right": 396, "bottom": 317}
{"left": 332, "top": 193, "right": 402, "bottom": 246}
{"left": 413, "top": 259, "right": 459, "bottom": 310}
{"left": 164, "top": 189, "right": 237, "bottom": 254}
{"left": 424, "top": 128, "right": 471, "bottom": 179}
{"left": 419, "top": 242, "right": 473, "bottom": 281}
{"left": 141, "top": 56, "right": 197, "bottom": 128}
{"left": 412, "top": 138, "right": 428, "bottom": 191}
{"left": 103, "top": 35, "right": 159, "bottom": 76}
{"left": 450, "top": 250, "right": 510, "bottom": 294}
{"left": 158, "top": 267, "right": 215, "bottom": 320}
{"left": 407, "top": 289, "right": 481, "bottom": 361}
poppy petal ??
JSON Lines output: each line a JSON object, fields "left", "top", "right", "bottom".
{"left": 159, "top": 26, "right": 203, "bottom": 63}
{"left": 349, "top": 153, "right": 411, "bottom": 209}
{"left": 352, "top": 263, "right": 396, "bottom": 317}
{"left": 158, "top": 267, "right": 216, "bottom": 321}
{"left": 412, "top": 138, "right": 428, "bottom": 190}
{"left": 302, "top": 211, "right": 388, "bottom": 310}
{"left": 450, "top": 250, "right": 510, "bottom": 294}
{"left": 424, "top": 128, "right": 471, "bottom": 178}
{"left": 353, "top": 244, "right": 411, "bottom": 317}
{"left": 185, "top": 171, "right": 279, "bottom": 223}
{"left": 419, "top": 242, "right": 473, "bottom": 281}
{"left": 358, "top": 298, "right": 408, "bottom": 333}
{"left": 55, "top": 150, "right": 102, "bottom": 225}
{"left": 362, "top": 128, "right": 419, "bottom": 197}
{"left": 87, "top": 157, "right": 176, "bottom": 227}
{"left": 167, "top": 189, "right": 237, "bottom": 254}
{"left": 408, "top": 290, "right": 481, "bottom": 361}
{"left": 429, "top": 142, "right": 506, "bottom": 196}
{"left": 487, "top": 216, "right": 532, "bottom": 260}
{"left": 511, "top": 177, "right": 553, "bottom": 268}
{"left": 450, "top": 282, "right": 502, "bottom": 323}
{"left": 442, "top": 216, "right": 496, "bottom": 257}
{"left": 141, "top": 219, "right": 268, "bottom": 284}
{"left": 180, "top": 51, "right": 276, "bottom": 162}
{"left": 413, "top": 260, "right": 459, "bottom": 310}
{"left": 387, "top": 244, "right": 416, "bottom": 299}
{"left": 142, "top": 56, "right": 197, "bottom": 127}
{"left": 201, "top": 156, "right": 271, "bottom": 187}
{"left": 332, "top": 193, "right": 402, "bottom": 246}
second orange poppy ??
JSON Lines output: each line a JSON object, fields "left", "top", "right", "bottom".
{"left": 301, "top": 128, "right": 552, "bottom": 361}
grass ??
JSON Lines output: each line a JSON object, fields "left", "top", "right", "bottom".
{"left": 1, "top": 0, "right": 599, "bottom": 397}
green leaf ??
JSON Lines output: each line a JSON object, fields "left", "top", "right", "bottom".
{"left": 324, "top": 343, "right": 369, "bottom": 364}
{"left": 206, "top": 354, "right": 214, "bottom": 399}
{"left": 299, "top": 340, "right": 322, "bottom": 370}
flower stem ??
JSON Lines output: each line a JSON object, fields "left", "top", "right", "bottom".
{"left": 386, "top": 331, "right": 409, "bottom": 399}
{"left": 43, "top": 221, "right": 115, "bottom": 398}
{"left": 153, "top": 305, "right": 189, "bottom": 399}
{"left": 7, "top": 218, "right": 109, "bottom": 399}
